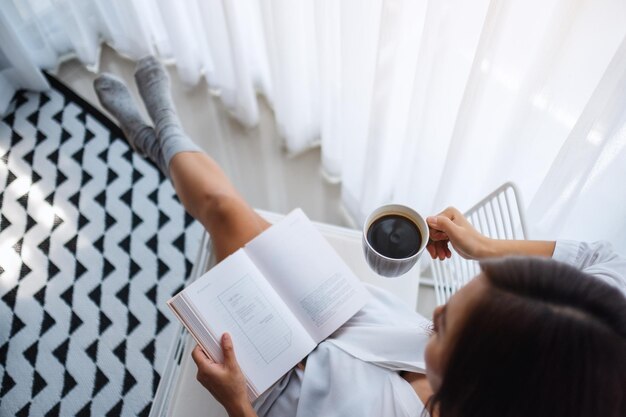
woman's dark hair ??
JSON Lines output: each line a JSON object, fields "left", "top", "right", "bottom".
{"left": 427, "top": 257, "right": 626, "bottom": 417}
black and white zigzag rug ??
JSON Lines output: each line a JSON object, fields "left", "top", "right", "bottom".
{"left": 0, "top": 74, "right": 203, "bottom": 416}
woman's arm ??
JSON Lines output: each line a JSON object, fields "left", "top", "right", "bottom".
{"left": 481, "top": 239, "right": 555, "bottom": 258}
{"left": 426, "top": 207, "right": 555, "bottom": 260}
{"left": 426, "top": 207, "right": 626, "bottom": 294}
{"left": 191, "top": 334, "right": 258, "bottom": 417}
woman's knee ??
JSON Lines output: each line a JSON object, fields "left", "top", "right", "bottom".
{"left": 198, "top": 192, "right": 247, "bottom": 229}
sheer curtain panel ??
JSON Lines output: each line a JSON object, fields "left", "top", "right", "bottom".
{"left": 1, "top": 0, "right": 625, "bottom": 252}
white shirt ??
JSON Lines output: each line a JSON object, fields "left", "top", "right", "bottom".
{"left": 254, "top": 240, "right": 626, "bottom": 417}
{"left": 552, "top": 240, "right": 626, "bottom": 295}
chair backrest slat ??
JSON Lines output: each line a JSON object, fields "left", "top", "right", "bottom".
{"left": 431, "top": 182, "right": 527, "bottom": 305}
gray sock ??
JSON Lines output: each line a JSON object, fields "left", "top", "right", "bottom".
{"left": 93, "top": 74, "right": 169, "bottom": 176}
{"left": 134, "top": 56, "right": 202, "bottom": 170}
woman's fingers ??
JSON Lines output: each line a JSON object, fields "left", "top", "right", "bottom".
{"left": 193, "top": 345, "right": 219, "bottom": 383}
{"left": 433, "top": 240, "right": 450, "bottom": 259}
{"left": 427, "top": 240, "right": 451, "bottom": 260}
{"left": 192, "top": 345, "right": 207, "bottom": 364}
{"left": 192, "top": 345, "right": 215, "bottom": 368}
{"left": 430, "top": 230, "right": 449, "bottom": 241}
{"left": 437, "top": 243, "right": 446, "bottom": 260}
{"left": 221, "top": 333, "right": 239, "bottom": 370}
{"left": 427, "top": 243, "right": 437, "bottom": 259}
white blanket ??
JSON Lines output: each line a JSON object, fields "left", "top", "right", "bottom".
{"left": 254, "top": 284, "right": 431, "bottom": 417}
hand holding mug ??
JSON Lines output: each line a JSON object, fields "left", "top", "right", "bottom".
{"left": 426, "top": 207, "right": 490, "bottom": 261}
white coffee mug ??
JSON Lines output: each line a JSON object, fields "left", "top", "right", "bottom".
{"left": 362, "top": 204, "right": 429, "bottom": 277}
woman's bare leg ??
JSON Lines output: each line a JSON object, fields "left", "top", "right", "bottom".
{"left": 168, "top": 152, "right": 270, "bottom": 261}
{"left": 94, "top": 58, "right": 270, "bottom": 262}
{"left": 131, "top": 56, "right": 271, "bottom": 260}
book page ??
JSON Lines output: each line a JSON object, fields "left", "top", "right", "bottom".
{"left": 178, "top": 250, "right": 316, "bottom": 394}
{"left": 245, "top": 209, "right": 370, "bottom": 343}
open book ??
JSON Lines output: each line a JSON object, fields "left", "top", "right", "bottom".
{"left": 167, "top": 209, "right": 370, "bottom": 400}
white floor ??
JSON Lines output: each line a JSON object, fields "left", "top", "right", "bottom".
{"left": 55, "top": 46, "right": 437, "bottom": 317}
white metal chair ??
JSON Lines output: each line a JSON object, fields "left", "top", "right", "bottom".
{"left": 431, "top": 182, "right": 528, "bottom": 305}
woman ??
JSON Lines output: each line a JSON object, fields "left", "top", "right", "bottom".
{"left": 94, "top": 57, "right": 626, "bottom": 417}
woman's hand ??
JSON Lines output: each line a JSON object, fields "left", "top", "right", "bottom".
{"left": 426, "top": 207, "right": 490, "bottom": 260}
{"left": 192, "top": 334, "right": 256, "bottom": 417}
{"left": 426, "top": 206, "right": 556, "bottom": 260}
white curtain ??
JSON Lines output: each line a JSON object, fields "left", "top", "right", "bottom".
{"left": 1, "top": 0, "right": 625, "bottom": 253}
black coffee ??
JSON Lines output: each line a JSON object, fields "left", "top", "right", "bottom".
{"left": 366, "top": 214, "right": 421, "bottom": 259}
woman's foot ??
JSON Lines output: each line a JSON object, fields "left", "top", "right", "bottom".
{"left": 134, "top": 56, "right": 202, "bottom": 172}
{"left": 94, "top": 73, "right": 168, "bottom": 176}
{"left": 134, "top": 56, "right": 177, "bottom": 125}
